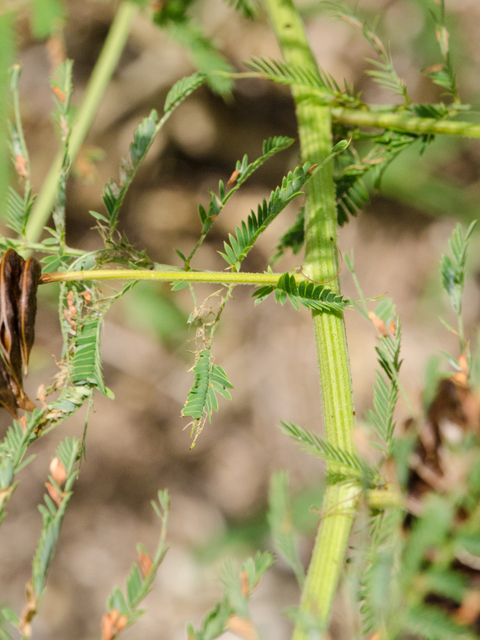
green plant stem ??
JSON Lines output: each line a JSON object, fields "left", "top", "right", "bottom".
{"left": 24, "top": 1, "right": 139, "bottom": 245}
{"left": 40, "top": 268, "right": 304, "bottom": 287}
{"left": 263, "top": 1, "right": 358, "bottom": 637}
{"left": 331, "top": 107, "right": 480, "bottom": 138}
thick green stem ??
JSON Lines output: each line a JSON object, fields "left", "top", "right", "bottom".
{"left": 263, "top": 0, "right": 358, "bottom": 636}
{"left": 25, "top": 1, "right": 139, "bottom": 244}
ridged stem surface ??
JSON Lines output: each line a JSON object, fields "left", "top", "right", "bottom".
{"left": 262, "top": 0, "right": 359, "bottom": 636}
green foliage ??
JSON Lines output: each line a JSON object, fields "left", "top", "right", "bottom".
{"left": 253, "top": 273, "right": 349, "bottom": 314}
{"left": 440, "top": 221, "right": 476, "bottom": 318}
{"left": 220, "top": 163, "right": 312, "bottom": 270}
{"left": 101, "top": 110, "right": 159, "bottom": 234}
{"left": 182, "top": 349, "right": 233, "bottom": 444}
{"left": 5, "top": 187, "right": 34, "bottom": 237}
{"left": 359, "top": 508, "right": 403, "bottom": 636}
{"left": 279, "top": 421, "right": 370, "bottom": 479}
{"left": 70, "top": 316, "right": 111, "bottom": 397}
{"left": 163, "top": 71, "right": 207, "bottom": 114}
{"left": 245, "top": 57, "right": 344, "bottom": 101}
{"left": 105, "top": 491, "right": 169, "bottom": 620}
{"left": 333, "top": 130, "right": 424, "bottom": 225}
{"left": 188, "top": 551, "right": 274, "bottom": 640}
{"left": 367, "top": 321, "right": 402, "bottom": 454}
{"left": 224, "top": 0, "right": 258, "bottom": 19}
{"left": 183, "top": 136, "right": 294, "bottom": 269}
{"left": 6, "top": 65, "right": 34, "bottom": 236}
{"left": 268, "top": 472, "right": 305, "bottom": 587}
{"left": 50, "top": 60, "right": 73, "bottom": 120}
{"left": 32, "top": 437, "right": 80, "bottom": 596}
{"left": 0, "top": 14, "right": 15, "bottom": 218}
{"left": 424, "top": 0, "right": 460, "bottom": 104}
{"left": 153, "top": 4, "right": 233, "bottom": 96}
{"left": 327, "top": 1, "right": 409, "bottom": 103}
{"left": 31, "top": 0, "right": 65, "bottom": 38}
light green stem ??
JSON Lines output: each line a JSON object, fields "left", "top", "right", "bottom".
{"left": 25, "top": 1, "right": 139, "bottom": 244}
{"left": 263, "top": 1, "right": 358, "bottom": 637}
{"left": 331, "top": 107, "right": 480, "bottom": 138}
{"left": 40, "top": 268, "right": 303, "bottom": 287}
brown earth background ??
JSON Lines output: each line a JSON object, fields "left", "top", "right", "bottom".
{"left": 1, "top": 0, "right": 480, "bottom": 638}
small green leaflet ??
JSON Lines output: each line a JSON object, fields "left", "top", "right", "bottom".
{"left": 71, "top": 316, "right": 112, "bottom": 397}
{"left": 164, "top": 72, "right": 207, "bottom": 113}
{"left": 102, "top": 110, "right": 158, "bottom": 231}
{"left": 182, "top": 349, "right": 233, "bottom": 443}
{"left": 220, "top": 163, "right": 312, "bottom": 270}
{"left": 253, "top": 273, "right": 349, "bottom": 314}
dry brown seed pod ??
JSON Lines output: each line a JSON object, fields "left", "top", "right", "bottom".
{"left": 0, "top": 249, "right": 24, "bottom": 389}
{"left": 0, "top": 355, "right": 19, "bottom": 418}
{"left": 18, "top": 257, "right": 42, "bottom": 375}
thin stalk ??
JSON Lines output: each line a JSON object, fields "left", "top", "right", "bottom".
{"left": 331, "top": 107, "right": 480, "bottom": 138}
{"left": 263, "top": 0, "right": 358, "bottom": 637}
{"left": 40, "top": 268, "right": 304, "bottom": 287}
{"left": 25, "top": 2, "right": 139, "bottom": 244}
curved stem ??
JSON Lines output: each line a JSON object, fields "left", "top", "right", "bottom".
{"left": 40, "top": 268, "right": 303, "bottom": 287}
{"left": 263, "top": 1, "right": 358, "bottom": 637}
{"left": 25, "top": 1, "right": 139, "bottom": 245}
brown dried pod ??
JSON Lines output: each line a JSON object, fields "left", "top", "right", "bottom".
{"left": 18, "top": 257, "right": 42, "bottom": 375}
{"left": 0, "top": 250, "right": 42, "bottom": 416}
{"left": 0, "top": 249, "right": 24, "bottom": 388}
{"left": 0, "top": 355, "right": 18, "bottom": 419}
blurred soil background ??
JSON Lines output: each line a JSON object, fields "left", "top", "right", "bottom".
{"left": 1, "top": 0, "right": 480, "bottom": 638}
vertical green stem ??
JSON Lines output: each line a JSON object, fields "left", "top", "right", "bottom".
{"left": 25, "top": 1, "right": 139, "bottom": 244}
{"left": 0, "top": 12, "right": 15, "bottom": 214}
{"left": 263, "top": 0, "right": 358, "bottom": 636}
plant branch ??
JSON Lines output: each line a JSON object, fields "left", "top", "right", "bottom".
{"left": 40, "top": 268, "right": 305, "bottom": 287}
{"left": 263, "top": 0, "right": 359, "bottom": 637}
{"left": 24, "top": 1, "right": 139, "bottom": 245}
{"left": 331, "top": 107, "right": 480, "bottom": 138}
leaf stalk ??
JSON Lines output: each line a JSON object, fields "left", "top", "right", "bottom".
{"left": 39, "top": 268, "right": 306, "bottom": 287}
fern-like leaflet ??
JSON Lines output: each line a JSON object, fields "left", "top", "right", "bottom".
{"left": 70, "top": 316, "right": 112, "bottom": 397}
{"left": 181, "top": 136, "right": 294, "bottom": 269}
{"left": 253, "top": 273, "right": 349, "bottom": 314}
{"left": 279, "top": 421, "right": 373, "bottom": 480}
{"left": 98, "top": 73, "right": 208, "bottom": 235}
{"left": 423, "top": 1, "right": 460, "bottom": 104}
{"left": 5, "top": 187, "right": 34, "bottom": 236}
{"left": 104, "top": 490, "right": 170, "bottom": 630}
{"left": 440, "top": 221, "right": 476, "bottom": 319}
{"left": 32, "top": 437, "right": 80, "bottom": 597}
{"left": 187, "top": 551, "right": 274, "bottom": 639}
{"left": 245, "top": 57, "right": 337, "bottom": 95}
{"left": 368, "top": 322, "right": 402, "bottom": 454}
{"left": 182, "top": 349, "right": 233, "bottom": 446}
{"left": 163, "top": 71, "right": 207, "bottom": 114}
{"left": 100, "top": 110, "right": 158, "bottom": 233}
{"left": 328, "top": 2, "right": 410, "bottom": 104}
{"left": 220, "top": 163, "right": 312, "bottom": 270}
